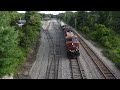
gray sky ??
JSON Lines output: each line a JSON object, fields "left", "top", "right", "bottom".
{"left": 40, "top": 11, "right": 66, "bottom": 15}
{"left": 17, "top": 11, "right": 76, "bottom": 15}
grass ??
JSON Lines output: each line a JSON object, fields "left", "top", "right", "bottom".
{"left": 13, "top": 34, "right": 41, "bottom": 78}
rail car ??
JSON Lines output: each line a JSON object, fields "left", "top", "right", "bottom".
{"left": 60, "top": 21, "right": 80, "bottom": 58}
{"left": 60, "top": 22, "right": 68, "bottom": 30}
{"left": 62, "top": 27, "right": 80, "bottom": 58}
{"left": 65, "top": 31, "right": 80, "bottom": 58}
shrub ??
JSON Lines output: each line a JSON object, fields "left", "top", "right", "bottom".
{"left": 0, "top": 26, "right": 22, "bottom": 77}
{"left": 81, "top": 26, "right": 90, "bottom": 34}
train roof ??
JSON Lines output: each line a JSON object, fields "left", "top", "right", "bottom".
{"left": 66, "top": 31, "right": 74, "bottom": 36}
{"left": 61, "top": 21, "right": 67, "bottom": 26}
{"left": 65, "top": 31, "right": 78, "bottom": 38}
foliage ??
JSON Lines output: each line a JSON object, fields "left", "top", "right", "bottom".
{"left": 0, "top": 11, "right": 42, "bottom": 78}
{"left": 0, "top": 25, "right": 23, "bottom": 77}
{"left": 58, "top": 11, "right": 120, "bottom": 69}
{"left": 21, "top": 11, "right": 41, "bottom": 49}
{"left": 81, "top": 26, "right": 90, "bottom": 34}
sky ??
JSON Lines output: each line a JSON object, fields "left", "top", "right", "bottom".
{"left": 40, "top": 11, "right": 66, "bottom": 15}
{"left": 17, "top": 11, "right": 76, "bottom": 15}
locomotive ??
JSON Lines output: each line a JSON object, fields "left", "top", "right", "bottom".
{"left": 60, "top": 22, "right": 80, "bottom": 58}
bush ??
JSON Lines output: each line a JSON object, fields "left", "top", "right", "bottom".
{"left": 95, "top": 24, "right": 110, "bottom": 39}
{"left": 20, "top": 11, "right": 41, "bottom": 49}
{"left": 99, "top": 36, "right": 112, "bottom": 48}
{"left": 88, "top": 31, "right": 97, "bottom": 41}
{"left": 0, "top": 11, "right": 42, "bottom": 78}
{"left": 103, "top": 48, "right": 120, "bottom": 69}
{"left": 111, "top": 49, "right": 120, "bottom": 68}
{"left": 81, "top": 26, "right": 90, "bottom": 34}
{"left": 0, "top": 26, "right": 23, "bottom": 77}
{"left": 22, "top": 25, "right": 39, "bottom": 48}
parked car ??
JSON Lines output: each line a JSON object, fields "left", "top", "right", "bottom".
{"left": 16, "top": 20, "right": 26, "bottom": 27}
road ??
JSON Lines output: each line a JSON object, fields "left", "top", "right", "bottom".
{"left": 18, "top": 19, "right": 120, "bottom": 79}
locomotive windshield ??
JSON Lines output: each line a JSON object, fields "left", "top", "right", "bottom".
{"left": 66, "top": 38, "right": 72, "bottom": 41}
{"left": 66, "top": 37, "right": 78, "bottom": 42}
{"left": 72, "top": 38, "right": 78, "bottom": 42}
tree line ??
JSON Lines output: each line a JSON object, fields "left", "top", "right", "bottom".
{"left": 0, "top": 11, "right": 42, "bottom": 78}
{"left": 58, "top": 11, "right": 120, "bottom": 68}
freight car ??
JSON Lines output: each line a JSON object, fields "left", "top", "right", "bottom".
{"left": 60, "top": 22, "right": 68, "bottom": 30}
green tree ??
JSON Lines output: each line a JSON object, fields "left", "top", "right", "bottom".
{"left": 8, "top": 11, "right": 20, "bottom": 26}
{"left": 21, "top": 11, "right": 42, "bottom": 48}
{"left": 0, "top": 12, "right": 22, "bottom": 77}
{"left": 95, "top": 11, "right": 112, "bottom": 27}
{"left": 110, "top": 11, "right": 120, "bottom": 33}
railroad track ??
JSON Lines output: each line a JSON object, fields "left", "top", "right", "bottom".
{"left": 70, "top": 58, "right": 87, "bottom": 79}
{"left": 42, "top": 21, "right": 60, "bottom": 79}
{"left": 59, "top": 21, "right": 87, "bottom": 79}
{"left": 44, "top": 21, "right": 55, "bottom": 79}
{"left": 53, "top": 20, "right": 61, "bottom": 31}
{"left": 59, "top": 21, "right": 118, "bottom": 79}
{"left": 79, "top": 38, "right": 117, "bottom": 79}
{"left": 69, "top": 27, "right": 118, "bottom": 79}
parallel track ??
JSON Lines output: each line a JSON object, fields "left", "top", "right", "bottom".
{"left": 43, "top": 21, "right": 59, "bottom": 79}
{"left": 44, "top": 20, "right": 118, "bottom": 79}
{"left": 42, "top": 21, "right": 55, "bottom": 79}
{"left": 79, "top": 38, "right": 117, "bottom": 79}
{"left": 70, "top": 27, "right": 117, "bottom": 79}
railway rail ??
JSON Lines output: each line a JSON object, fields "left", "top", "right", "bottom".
{"left": 70, "top": 27, "right": 118, "bottom": 79}
{"left": 43, "top": 20, "right": 118, "bottom": 79}
{"left": 42, "top": 21, "right": 59, "bottom": 79}
{"left": 70, "top": 58, "right": 87, "bottom": 79}
{"left": 79, "top": 37, "right": 117, "bottom": 79}
{"left": 60, "top": 21, "right": 87, "bottom": 79}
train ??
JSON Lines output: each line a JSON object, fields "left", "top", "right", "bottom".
{"left": 60, "top": 21, "right": 80, "bottom": 58}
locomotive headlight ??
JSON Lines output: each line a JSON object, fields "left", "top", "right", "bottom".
{"left": 72, "top": 43, "right": 73, "bottom": 45}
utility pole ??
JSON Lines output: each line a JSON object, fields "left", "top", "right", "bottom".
{"left": 75, "top": 18, "right": 77, "bottom": 29}
{"left": 65, "top": 11, "right": 67, "bottom": 22}
{"left": 20, "top": 16, "right": 21, "bottom": 21}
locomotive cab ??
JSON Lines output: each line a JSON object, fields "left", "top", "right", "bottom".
{"left": 65, "top": 35, "right": 80, "bottom": 58}
{"left": 61, "top": 22, "right": 80, "bottom": 58}
{"left": 62, "top": 25, "right": 68, "bottom": 30}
